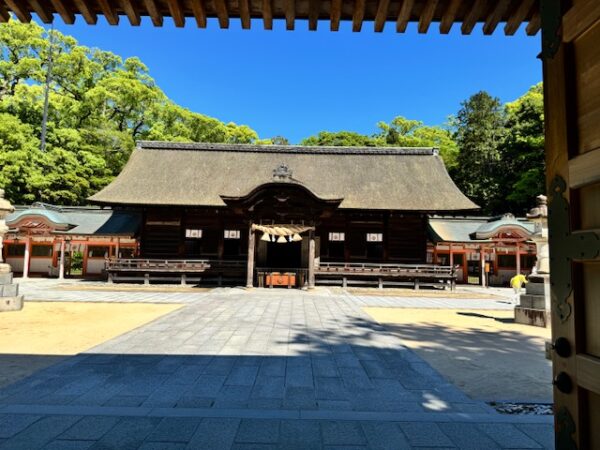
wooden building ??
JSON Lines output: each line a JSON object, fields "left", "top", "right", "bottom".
{"left": 3, "top": 203, "right": 140, "bottom": 278}
{"left": 428, "top": 214, "right": 537, "bottom": 286}
{"left": 90, "top": 141, "right": 477, "bottom": 287}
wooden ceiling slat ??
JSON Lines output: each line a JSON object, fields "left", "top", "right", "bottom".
{"left": 525, "top": 11, "right": 540, "bottom": 35}
{"left": 374, "top": 0, "right": 390, "bottom": 32}
{"left": 482, "top": 0, "right": 510, "bottom": 35}
{"left": 120, "top": 0, "right": 141, "bottom": 25}
{"left": 4, "top": 0, "right": 32, "bottom": 21}
{"left": 262, "top": 0, "right": 272, "bottom": 29}
{"left": 330, "top": 0, "right": 341, "bottom": 31}
{"left": 284, "top": 0, "right": 294, "bottom": 30}
{"left": 72, "top": 0, "right": 97, "bottom": 24}
{"left": 396, "top": 0, "right": 414, "bottom": 33}
{"left": 143, "top": 0, "right": 163, "bottom": 26}
{"left": 213, "top": 0, "right": 229, "bottom": 28}
{"left": 167, "top": 0, "right": 185, "bottom": 27}
{"left": 439, "top": 0, "right": 460, "bottom": 33}
{"left": 190, "top": 0, "right": 207, "bottom": 27}
{"left": 239, "top": 0, "right": 251, "bottom": 29}
{"left": 504, "top": 0, "right": 534, "bottom": 35}
{"left": 0, "top": 2, "right": 9, "bottom": 22}
{"left": 352, "top": 0, "right": 366, "bottom": 32}
{"left": 461, "top": 0, "right": 486, "bottom": 35}
{"left": 97, "top": 0, "right": 119, "bottom": 24}
{"left": 418, "top": 0, "right": 438, "bottom": 33}
{"left": 308, "top": 0, "right": 319, "bottom": 30}
{"left": 51, "top": 0, "right": 76, "bottom": 23}
{"left": 28, "top": 0, "right": 54, "bottom": 23}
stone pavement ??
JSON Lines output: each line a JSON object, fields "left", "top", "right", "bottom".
{"left": 0, "top": 285, "right": 553, "bottom": 449}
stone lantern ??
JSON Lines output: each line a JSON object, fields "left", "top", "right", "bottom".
{"left": 0, "top": 189, "right": 23, "bottom": 311}
{"left": 514, "top": 195, "right": 550, "bottom": 327}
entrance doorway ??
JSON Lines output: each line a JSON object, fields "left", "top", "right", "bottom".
{"left": 266, "top": 241, "right": 301, "bottom": 269}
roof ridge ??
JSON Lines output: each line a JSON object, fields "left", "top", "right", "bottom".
{"left": 136, "top": 141, "right": 438, "bottom": 156}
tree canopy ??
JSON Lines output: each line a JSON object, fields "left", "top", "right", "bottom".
{"left": 0, "top": 20, "right": 265, "bottom": 205}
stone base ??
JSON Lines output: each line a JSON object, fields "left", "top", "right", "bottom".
{"left": 515, "top": 306, "right": 550, "bottom": 328}
{"left": 0, "top": 295, "right": 24, "bottom": 312}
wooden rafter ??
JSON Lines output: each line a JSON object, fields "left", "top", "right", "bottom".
{"left": 97, "top": 0, "right": 119, "bottom": 24}
{"left": 504, "top": 0, "right": 534, "bottom": 35}
{"left": 330, "top": 0, "right": 341, "bottom": 31}
{"left": 396, "top": 0, "right": 414, "bottom": 33}
{"left": 418, "top": 0, "right": 438, "bottom": 33}
{"left": 213, "top": 0, "right": 229, "bottom": 28}
{"left": 461, "top": 0, "right": 486, "bottom": 35}
{"left": 51, "top": 0, "right": 76, "bottom": 23}
{"left": 28, "top": 0, "right": 54, "bottom": 23}
{"left": 352, "top": 0, "right": 366, "bottom": 32}
{"left": 239, "top": 0, "right": 251, "bottom": 29}
{"left": 262, "top": 0, "right": 273, "bottom": 30}
{"left": 285, "top": 0, "right": 294, "bottom": 30}
{"left": 308, "top": 0, "right": 319, "bottom": 31}
{"left": 120, "top": 0, "right": 141, "bottom": 25}
{"left": 0, "top": 2, "right": 10, "bottom": 22}
{"left": 143, "top": 0, "right": 163, "bottom": 26}
{"left": 167, "top": 0, "right": 185, "bottom": 27}
{"left": 374, "top": 0, "right": 390, "bottom": 32}
{"left": 439, "top": 0, "right": 460, "bottom": 33}
{"left": 4, "top": 0, "right": 32, "bottom": 22}
{"left": 73, "top": 0, "right": 97, "bottom": 24}
{"left": 190, "top": 0, "right": 207, "bottom": 28}
{"left": 525, "top": 11, "right": 540, "bottom": 35}
{"left": 483, "top": 0, "right": 510, "bottom": 35}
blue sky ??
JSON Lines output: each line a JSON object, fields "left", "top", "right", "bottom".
{"left": 46, "top": 17, "right": 542, "bottom": 143}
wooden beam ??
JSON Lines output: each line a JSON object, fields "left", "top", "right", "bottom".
{"left": 330, "top": 0, "right": 341, "bottom": 31}
{"left": 239, "top": 0, "right": 251, "bottom": 29}
{"left": 564, "top": 0, "right": 600, "bottom": 42}
{"left": 120, "top": 0, "right": 141, "bottom": 25}
{"left": 213, "top": 0, "right": 229, "bottom": 28}
{"left": 308, "top": 0, "right": 319, "bottom": 31}
{"left": 374, "top": 0, "right": 390, "bottom": 32}
{"left": 262, "top": 0, "right": 272, "bottom": 30}
{"left": 72, "top": 0, "right": 97, "bottom": 24}
{"left": 503, "top": 0, "right": 534, "bottom": 36}
{"left": 50, "top": 0, "right": 76, "bottom": 23}
{"left": 461, "top": 0, "right": 485, "bottom": 35}
{"left": 190, "top": 0, "right": 207, "bottom": 28}
{"left": 352, "top": 0, "right": 365, "bottom": 32}
{"left": 167, "top": 0, "right": 185, "bottom": 27}
{"left": 439, "top": 0, "right": 460, "bottom": 33}
{"left": 396, "top": 0, "right": 414, "bottom": 33}
{"left": 525, "top": 11, "right": 540, "bottom": 35}
{"left": 284, "top": 0, "right": 294, "bottom": 30}
{"left": 569, "top": 148, "right": 600, "bottom": 189}
{"left": 418, "top": 0, "right": 438, "bottom": 34}
{"left": 143, "top": 0, "right": 163, "bottom": 26}
{"left": 4, "top": 0, "right": 32, "bottom": 22}
{"left": 97, "top": 0, "right": 119, "bottom": 24}
{"left": 0, "top": 2, "right": 9, "bottom": 22}
{"left": 482, "top": 0, "right": 509, "bottom": 35}
{"left": 28, "top": 0, "right": 54, "bottom": 23}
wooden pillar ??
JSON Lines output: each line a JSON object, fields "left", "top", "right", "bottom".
{"left": 58, "top": 239, "right": 66, "bottom": 280}
{"left": 22, "top": 236, "right": 31, "bottom": 279}
{"left": 246, "top": 223, "right": 255, "bottom": 288}
{"left": 115, "top": 237, "right": 120, "bottom": 259}
{"left": 449, "top": 243, "right": 454, "bottom": 267}
{"left": 308, "top": 228, "right": 315, "bottom": 289}
{"left": 515, "top": 242, "right": 521, "bottom": 275}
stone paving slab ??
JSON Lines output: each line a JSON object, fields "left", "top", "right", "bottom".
{"left": 0, "top": 286, "right": 554, "bottom": 449}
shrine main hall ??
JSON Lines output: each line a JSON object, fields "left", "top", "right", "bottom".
{"left": 84, "top": 141, "right": 477, "bottom": 288}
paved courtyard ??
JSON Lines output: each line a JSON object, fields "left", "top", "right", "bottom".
{"left": 0, "top": 282, "right": 553, "bottom": 449}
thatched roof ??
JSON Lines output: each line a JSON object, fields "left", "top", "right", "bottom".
{"left": 89, "top": 141, "right": 478, "bottom": 212}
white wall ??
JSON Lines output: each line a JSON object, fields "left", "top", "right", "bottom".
{"left": 86, "top": 259, "right": 106, "bottom": 275}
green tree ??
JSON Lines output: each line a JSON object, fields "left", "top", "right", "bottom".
{"left": 301, "top": 130, "right": 376, "bottom": 147}
{"left": 500, "top": 83, "right": 545, "bottom": 213}
{"left": 452, "top": 91, "right": 506, "bottom": 214}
